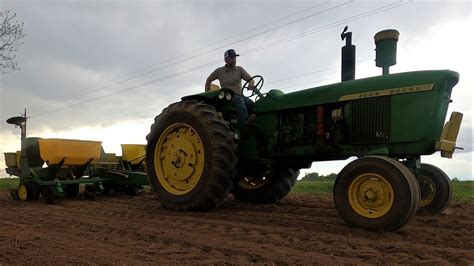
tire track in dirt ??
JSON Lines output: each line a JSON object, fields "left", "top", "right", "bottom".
{"left": 23, "top": 194, "right": 474, "bottom": 262}
{"left": 1, "top": 204, "right": 327, "bottom": 264}
{"left": 0, "top": 191, "right": 473, "bottom": 264}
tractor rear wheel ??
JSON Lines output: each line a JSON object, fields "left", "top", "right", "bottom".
{"left": 146, "top": 100, "right": 237, "bottom": 211}
{"left": 232, "top": 167, "right": 299, "bottom": 203}
{"left": 418, "top": 163, "right": 452, "bottom": 213}
{"left": 333, "top": 156, "right": 420, "bottom": 231}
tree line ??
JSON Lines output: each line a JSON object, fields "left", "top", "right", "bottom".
{"left": 300, "top": 172, "right": 337, "bottom": 182}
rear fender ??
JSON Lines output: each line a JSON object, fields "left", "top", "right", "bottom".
{"left": 182, "top": 88, "right": 235, "bottom": 107}
{"left": 181, "top": 89, "right": 238, "bottom": 123}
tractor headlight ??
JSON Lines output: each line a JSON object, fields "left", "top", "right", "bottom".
{"left": 218, "top": 91, "right": 225, "bottom": 100}
{"left": 225, "top": 92, "right": 232, "bottom": 101}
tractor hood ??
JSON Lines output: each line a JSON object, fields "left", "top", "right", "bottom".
{"left": 254, "top": 70, "right": 459, "bottom": 113}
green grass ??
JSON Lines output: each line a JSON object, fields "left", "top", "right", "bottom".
{"left": 291, "top": 180, "right": 474, "bottom": 201}
{"left": 291, "top": 181, "right": 334, "bottom": 194}
{"left": 451, "top": 180, "right": 474, "bottom": 201}
{"left": 0, "top": 178, "right": 19, "bottom": 190}
{"left": 1, "top": 178, "right": 472, "bottom": 201}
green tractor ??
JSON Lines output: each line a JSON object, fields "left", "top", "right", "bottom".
{"left": 145, "top": 28, "right": 463, "bottom": 231}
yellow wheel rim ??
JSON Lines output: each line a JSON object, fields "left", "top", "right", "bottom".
{"left": 238, "top": 176, "right": 269, "bottom": 190}
{"left": 419, "top": 175, "right": 436, "bottom": 207}
{"left": 18, "top": 184, "right": 28, "bottom": 201}
{"left": 348, "top": 173, "right": 394, "bottom": 219}
{"left": 154, "top": 123, "right": 205, "bottom": 195}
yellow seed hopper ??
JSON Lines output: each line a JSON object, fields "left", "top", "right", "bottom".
{"left": 16, "top": 151, "right": 21, "bottom": 167}
{"left": 5, "top": 111, "right": 150, "bottom": 203}
{"left": 4, "top": 152, "right": 19, "bottom": 168}
{"left": 121, "top": 144, "right": 146, "bottom": 165}
{"left": 38, "top": 139, "right": 102, "bottom": 165}
{"left": 100, "top": 153, "right": 121, "bottom": 163}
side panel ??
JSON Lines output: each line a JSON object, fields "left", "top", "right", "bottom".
{"left": 351, "top": 96, "right": 390, "bottom": 144}
{"left": 254, "top": 70, "right": 458, "bottom": 113}
{"left": 250, "top": 70, "right": 459, "bottom": 161}
{"left": 390, "top": 82, "right": 451, "bottom": 143}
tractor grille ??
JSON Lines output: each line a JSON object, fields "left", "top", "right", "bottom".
{"left": 351, "top": 96, "right": 390, "bottom": 144}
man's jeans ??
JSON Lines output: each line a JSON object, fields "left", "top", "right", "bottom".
{"left": 230, "top": 94, "right": 249, "bottom": 122}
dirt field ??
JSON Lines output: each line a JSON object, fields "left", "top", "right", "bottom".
{"left": 0, "top": 190, "right": 473, "bottom": 265}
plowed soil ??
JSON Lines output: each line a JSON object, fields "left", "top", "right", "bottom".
{"left": 0, "top": 190, "right": 473, "bottom": 265}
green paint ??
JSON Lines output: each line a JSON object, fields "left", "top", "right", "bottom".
{"left": 253, "top": 70, "right": 458, "bottom": 112}
{"left": 181, "top": 69, "right": 460, "bottom": 164}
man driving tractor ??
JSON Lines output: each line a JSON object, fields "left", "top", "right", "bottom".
{"left": 205, "top": 49, "right": 255, "bottom": 122}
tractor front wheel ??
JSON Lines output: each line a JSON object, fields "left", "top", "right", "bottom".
{"left": 146, "top": 100, "right": 237, "bottom": 211}
{"left": 418, "top": 163, "right": 452, "bottom": 213}
{"left": 334, "top": 156, "right": 420, "bottom": 231}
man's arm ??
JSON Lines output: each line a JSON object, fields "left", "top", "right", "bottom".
{"left": 248, "top": 79, "right": 255, "bottom": 90}
{"left": 205, "top": 69, "right": 218, "bottom": 92}
{"left": 240, "top": 67, "right": 254, "bottom": 90}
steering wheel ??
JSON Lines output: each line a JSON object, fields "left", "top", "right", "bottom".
{"left": 241, "top": 75, "right": 264, "bottom": 99}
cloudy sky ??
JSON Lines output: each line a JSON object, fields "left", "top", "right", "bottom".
{"left": 0, "top": 0, "right": 472, "bottom": 180}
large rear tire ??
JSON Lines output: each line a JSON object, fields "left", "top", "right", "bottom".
{"left": 146, "top": 101, "right": 237, "bottom": 211}
{"left": 333, "top": 156, "right": 420, "bottom": 231}
{"left": 418, "top": 163, "right": 452, "bottom": 213}
{"left": 232, "top": 167, "right": 299, "bottom": 203}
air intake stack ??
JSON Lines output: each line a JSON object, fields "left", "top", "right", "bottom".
{"left": 374, "top": 29, "right": 399, "bottom": 75}
{"left": 341, "top": 26, "right": 356, "bottom": 82}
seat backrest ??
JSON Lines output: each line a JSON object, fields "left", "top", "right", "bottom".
{"left": 210, "top": 83, "right": 220, "bottom": 91}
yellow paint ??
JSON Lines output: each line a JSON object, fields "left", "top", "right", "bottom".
{"left": 436, "top": 112, "right": 463, "bottom": 158}
{"left": 97, "top": 152, "right": 120, "bottom": 163}
{"left": 4, "top": 152, "right": 18, "bottom": 167}
{"left": 38, "top": 139, "right": 102, "bottom": 165}
{"left": 348, "top": 173, "right": 394, "bottom": 219}
{"left": 338, "top": 83, "right": 434, "bottom": 101}
{"left": 121, "top": 144, "right": 146, "bottom": 164}
{"left": 16, "top": 151, "right": 21, "bottom": 167}
{"left": 374, "top": 29, "right": 400, "bottom": 43}
{"left": 210, "top": 83, "right": 220, "bottom": 91}
{"left": 419, "top": 175, "right": 436, "bottom": 207}
{"left": 154, "top": 123, "right": 205, "bottom": 195}
{"left": 17, "top": 184, "right": 28, "bottom": 201}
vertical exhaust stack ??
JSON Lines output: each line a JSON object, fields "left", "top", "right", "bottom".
{"left": 341, "top": 26, "right": 356, "bottom": 82}
{"left": 374, "top": 29, "right": 400, "bottom": 75}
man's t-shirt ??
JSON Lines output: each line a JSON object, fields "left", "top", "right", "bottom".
{"left": 207, "top": 65, "right": 251, "bottom": 95}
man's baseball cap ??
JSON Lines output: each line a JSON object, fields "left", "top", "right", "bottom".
{"left": 224, "top": 49, "right": 240, "bottom": 58}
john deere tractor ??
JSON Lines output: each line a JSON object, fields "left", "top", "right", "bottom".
{"left": 145, "top": 27, "right": 463, "bottom": 231}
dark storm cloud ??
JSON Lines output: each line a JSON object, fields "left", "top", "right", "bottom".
{"left": 0, "top": 0, "right": 471, "bottom": 135}
{"left": 0, "top": 0, "right": 472, "bottom": 179}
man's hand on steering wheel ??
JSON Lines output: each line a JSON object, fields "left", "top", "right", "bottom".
{"left": 242, "top": 75, "right": 264, "bottom": 98}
